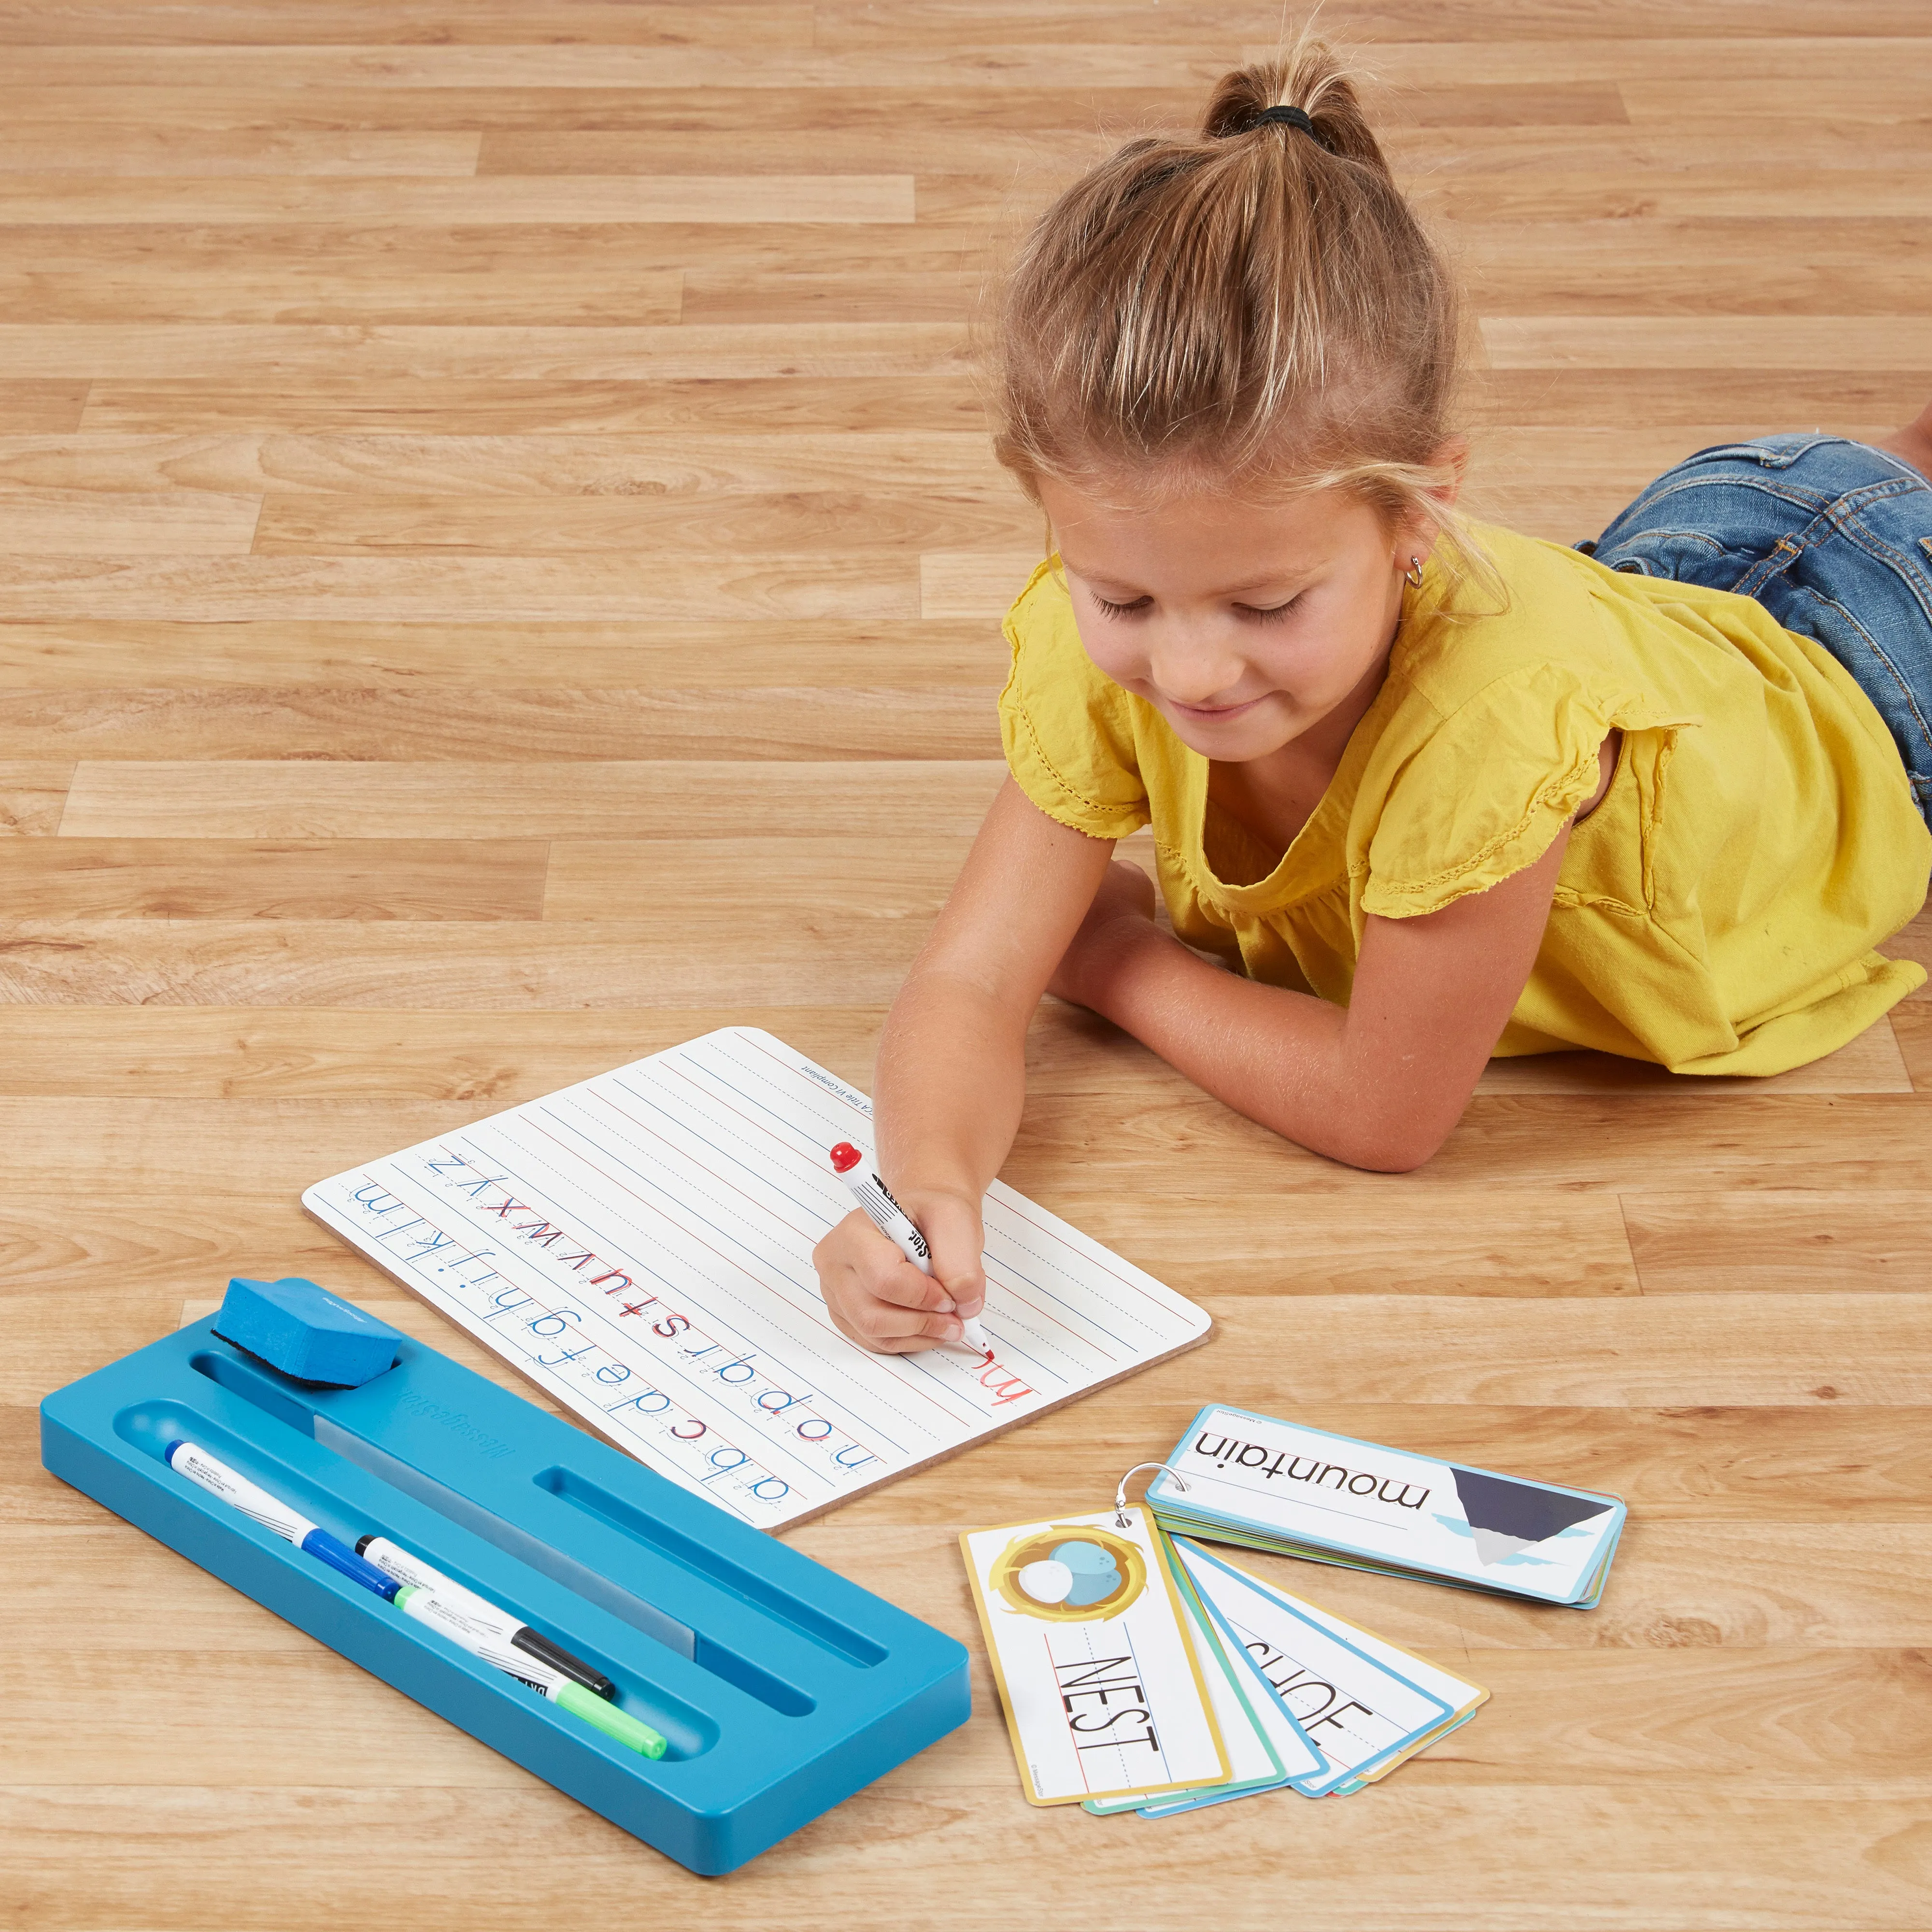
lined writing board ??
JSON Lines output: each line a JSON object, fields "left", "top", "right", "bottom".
{"left": 303, "top": 1029, "right": 1211, "bottom": 1529}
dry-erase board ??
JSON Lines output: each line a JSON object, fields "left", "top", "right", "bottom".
{"left": 304, "top": 1029, "right": 1211, "bottom": 1529}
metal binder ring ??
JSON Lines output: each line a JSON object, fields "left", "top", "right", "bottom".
{"left": 1114, "top": 1461, "right": 1188, "bottom": 1527}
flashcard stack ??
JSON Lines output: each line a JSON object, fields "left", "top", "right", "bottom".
{"left": 959, "top": 1507, "right": 1230, "bottom": 1807}
{"left": 962, "top": 1495, "right": 1487, "bottom": 1821}
{"left": 1149, "top": 1406, "right": 1626, "bottom": 1608}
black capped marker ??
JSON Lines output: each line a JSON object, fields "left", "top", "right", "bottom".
{"left": 354, "top": 1534, "right": 616, "bottom": 1700}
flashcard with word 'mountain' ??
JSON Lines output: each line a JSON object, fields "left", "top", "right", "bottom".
{"left": 305, "top": 1029, "right": 1211, "bottom": 1530}
{"left": 1149, "top": 1406, "right": 1626, "bottom": 1607}
{"left": 961, "top": 1506, "right": 1230, "bottom": 1807}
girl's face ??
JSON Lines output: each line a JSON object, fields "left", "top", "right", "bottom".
{"left": 1038, "top": 475, "right": 1439, "bottom": 765}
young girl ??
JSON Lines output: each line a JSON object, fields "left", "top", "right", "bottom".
{"left": 814, "top": 44, "right": 1932, "bottom": 1355}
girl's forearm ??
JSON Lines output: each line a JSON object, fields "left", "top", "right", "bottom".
{"left": 1075, "top": 920, "right": 1408, "bottom": 1167}
{"left": 872, "top": 966, "right": 1030, "bottom": 1200}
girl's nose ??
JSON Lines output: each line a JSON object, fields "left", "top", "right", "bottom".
{"left": 1147, "top": 633, "right": 1250, "bottom": 708}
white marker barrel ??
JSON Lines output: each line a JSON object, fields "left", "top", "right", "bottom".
{"left": 166, "top": 1441, "right": 317, "bottom": 1546}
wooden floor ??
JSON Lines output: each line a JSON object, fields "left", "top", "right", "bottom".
{"left": 6, "top": 4, "right": 1932, "bottom": 1928}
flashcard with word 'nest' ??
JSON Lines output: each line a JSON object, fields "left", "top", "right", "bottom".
{"left": 961, "top": 1506, "right": 1229, "bottom": 1807}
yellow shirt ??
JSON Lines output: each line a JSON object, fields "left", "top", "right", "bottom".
{"left": 998, "top": 522, "right": 1930, "bottom": 1075}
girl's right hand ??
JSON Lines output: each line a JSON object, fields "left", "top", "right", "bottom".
{"left": 813, "top": 1186, "right": 987, "bottom": 1355}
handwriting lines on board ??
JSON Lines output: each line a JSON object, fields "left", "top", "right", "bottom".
{"left": 303, "top": 1029, "right": 1211, "bottom": 1528}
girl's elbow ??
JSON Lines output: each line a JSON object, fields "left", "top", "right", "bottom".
{"left": 1322, "top": 1098, "right": 1462, "bottom": 1174}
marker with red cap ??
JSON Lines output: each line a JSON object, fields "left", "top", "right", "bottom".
{"left": 828, "top": 1143, "right": 991, "bottom": 1358}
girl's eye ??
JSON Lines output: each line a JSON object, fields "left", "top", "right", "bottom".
{"left": 1091, "top": 593, "right": 1150, "bottom": 619}
{"left": 1238, "top": 596, "right": 1302, "bottom": 625}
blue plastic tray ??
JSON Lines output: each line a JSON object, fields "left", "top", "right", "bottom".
{"left": 41, "top": 1311, "right": 969, "bottom": 1874}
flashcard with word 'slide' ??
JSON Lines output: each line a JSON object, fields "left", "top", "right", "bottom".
{"left": 1082, "top": 1536, "right": 1324, "bottom": 1818}
{"left": 1172, "top": 1539, "right": 1487, "bottom": 1798}
{"left": 961, "top": 1507, "right": 1229, "bottom": 1807}
{"left": 1151, "top": 1406, "right": 1626, "bottom": 1607}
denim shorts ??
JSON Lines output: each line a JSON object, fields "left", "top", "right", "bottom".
{"left": 1581, "top": 433, "right": 1932, "bottom": 831}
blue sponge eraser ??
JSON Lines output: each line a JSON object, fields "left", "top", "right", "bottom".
{"left": 212, "top": 1278, "right": 403, "bottom": 1388}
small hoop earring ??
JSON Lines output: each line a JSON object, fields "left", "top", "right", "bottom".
{"left": 1404, "top": 555, "right": 1426, "bottom": 589}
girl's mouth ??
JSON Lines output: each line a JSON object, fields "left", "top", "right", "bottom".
{"left": 1165, "top": 694, "right": 1267, "bottom": 722}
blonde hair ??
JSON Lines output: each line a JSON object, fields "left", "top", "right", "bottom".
{"left": 990, "top": 34, "right": 1467, "bottom": 549}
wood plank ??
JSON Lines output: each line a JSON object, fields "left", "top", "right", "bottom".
{"left": 0, "top": 430, "right": 1012, "bottom": 496}
{"left": 1464, "top": 368, "right": 1932, "bottom": 429}
{"left": 0, "top": 619, "right": 1009, "bottom": 688}
{"left": 812, "top": 3, "right": 1932, "bottom": 47}
{"left": 0, "top": 3, "right": 819, "bottom": 47}
{"left": 1014, "top": 1090, "right": 1932, "bottom": 1196}
{"left": 541, "top": 835, "right": 975, "bottom": 921}
{"left": 0, "top": 921, "right": 925, "bottom": 1008}
{"left": 1887, "top": 902, "right": 1932, "bottom": 988}
{"left": 57, "top": 759, "right": 1007, "bottom": 837}
{"left": 0, "top": 760, "right": 72, "bottom": 834}
{"left": 0, "top": 687, "right": 1004, "bottom": 761}
{"left": 8, "top": 1637, "right": 1929, "bottom": 1790}
{"left": 1473, "top": 1020, "right": 1912, "bottom": 1096}
{"left": 0, "top": 174, "right": 916, "bottom": 226}
{"left": 922, "top": 548, "right": 1043, "bottom": 618}
{"left": 1451, "top": 218, "right": 1932, "bottom": 318}
{"left": 1892, "top": 1000, "right": 1932, "bottom": 1086}
{"left": 0, "top": 489, "right": 258, "bottom": 555}
{"left": 0, "top": 1005, "right": 892, "bottom": 1098}
{"left": 1421, "top": 166, "right": 1932, "bottom": 222}
{"left": 76, "top": 372, "right": 987, "bottom": 434}
{"left": 1622, "top": 1190, "right": 1932, "bottom": 1295}
{"left": 0, "top": 1295, "right": 185, "bottom": 1406}
{"left": 1484, "top": 315, "right": 1932, "bottom": 371}
{"left": 0, "top": 838, "right": 548, "bottom": 920}
{"left": 0, "top": 322, "right": 971, "bottom": 381}
{"left": 0, "top": 263, "right": 682, "bottom": 328}
{"left": 4, "top": 1782, "right": 1931, "bottom": 1931}
{"left": 1071, "top": 1190, "right": 1643, "bottom": 1301}
{"left": 0, "top": 128, "right": 483, "bottom": 175}
{"left": 0, "top": 554, "right": 922, "bottom": 621}
{"left": 250, "top": 491, "right": 1037, "bottom": 556}
{"left": 1, "top": 37, "right": 1925, "bottom": 90}
{"left": 0, "top": 381, "right": 87, "bottom": 433}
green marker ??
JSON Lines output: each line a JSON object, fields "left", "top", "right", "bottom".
{"left": 554, "top": 1678, "right": 668, "bottom": 1759}
{"left": 394, "top": 1585, "right": 667, "bottom": 1759}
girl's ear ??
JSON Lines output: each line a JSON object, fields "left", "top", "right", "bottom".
{"left": 1397, "top": 436, "right": 1470, "bottom": 567}
{"left": 1430, "top": 436, "right": 1471, "bottom": 511}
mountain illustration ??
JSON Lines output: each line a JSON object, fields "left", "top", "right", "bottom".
{"left": 1451, "top": 1468, "right": 1613, "bottom": 1568}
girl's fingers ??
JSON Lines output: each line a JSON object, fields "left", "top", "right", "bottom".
{"left": 813, "top": 1210, "right": 966, "bottom": 1354}
{"left": 912, "top": 1192, "right": 988, "bottom": 1318}
{"left": 824, "top": 1287, "right": 962, "bottom": 1354}
{"left": 858, "top": 1307, "right": 969, "bottom": 1354}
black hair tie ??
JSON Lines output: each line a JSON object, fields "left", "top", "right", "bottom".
{"left": 1245, "top": 104, "right": 1324, "bottom": 145}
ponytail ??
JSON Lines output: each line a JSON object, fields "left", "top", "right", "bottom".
{"left": 991, "top": 28, "right": 1469, "bottom": 555}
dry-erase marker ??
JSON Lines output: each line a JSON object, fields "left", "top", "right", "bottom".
{"left": 355, "top": 1534, "right": 616, "bottom": 1700}
{"left": 163, "top": 1440, "right": 403, "bottom": 1601}
{"left": 392, "top": 1586, "right": 666, "bottom": 1759}
{"left": 828, "top": 1142, "right": 992, "bottom": 1358}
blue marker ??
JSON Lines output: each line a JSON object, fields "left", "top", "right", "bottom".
{"left": 163, "top": 1440, "right": 401, "bottom": 1601}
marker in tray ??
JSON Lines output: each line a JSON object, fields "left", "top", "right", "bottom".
{"left": 355, "top": 1534, "right": 617, "bottom": 1700}
{"left": 163, "top": 1438, "right": 665, "bottom": 1759}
